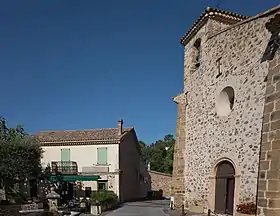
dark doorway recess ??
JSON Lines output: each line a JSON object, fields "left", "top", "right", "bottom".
{"left": 214, "top": 161, "right": 235, "bottom": 215}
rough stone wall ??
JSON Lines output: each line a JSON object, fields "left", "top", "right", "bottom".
{"left": 257, "top": 48, "right": 280, "bottom": 216}
{"left": 183, "top": 19, "right": 231, "bottom": 91}
{"left": 171, "top": 93, "right": 187, "bottom": 207}
{"left": 182, "top": 15, "right": 272, "bottom": 212}
{"left": 149, "top": 170, "right": 172, "bottom": 197}
{"left": 172, "top": 18, "right": 233, "bottom": 210}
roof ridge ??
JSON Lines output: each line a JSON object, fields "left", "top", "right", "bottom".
{"left": 180, "top": 7, "right": 250, "bottom": 45}
{"left": 37, "top": 127, "right": 133, "bottom": 133}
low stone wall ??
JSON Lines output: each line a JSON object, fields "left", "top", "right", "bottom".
{"left": 148, "top": 170, "right": 172, "bottom": 198}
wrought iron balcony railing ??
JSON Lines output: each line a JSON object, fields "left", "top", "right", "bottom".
{"left": 51, "top": 161, "right": 78, "bottom": 175}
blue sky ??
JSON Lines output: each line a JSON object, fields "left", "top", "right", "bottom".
{"left": 0, "top": 0, "right": 278, "bottom": 144}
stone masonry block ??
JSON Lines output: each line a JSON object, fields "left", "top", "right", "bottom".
{"left": 266, "top": 92, "right": 280, "bottom": 104}
{"left": 263, "top": 123, "right": 270, "bottom": 132}
{"left": 269, "top": 58, "right": 277, "bottom": 69}
{"left": 267, "top": 170, "right": 280, "bottom": 179}
{"left": 276, "top": 82, "right": 280, "bottom": 91}
{"left": 260, "top": 152, "right": 267, "bottom": 160}
{"left": 258, "top": 180, "right": 267, "bottom": 191}
{"left": 265, "top": 85, "right": 275, "bottom": 95}
{"left": 268, "top": 180, "right": 280, "bottom": 191}
{"left": 259, "top": 171, "right": 266, "bottom": 179}
{"left": 275, "top": 100, "right": 280, "bottom": 110}
{"left": 272, "top": 74, "right": 280, "bottom": 83}
{"left": 258, "top": 191, "right": 265, "bottom": 198}
{"left": 259, "top": 160, "right": 270, "bottom": 170}
{"left": 270, "top": 110, "right": 280, "bottom": 121}
{"left": 263, "top": 133, "right": 269, "bottom": 142}
{"left": 271, "top": 120, "right": 280, "bottom": 131}
{"left": 269, "top": 65, "right": 280, "bottom": 77}
{"left": 268, "top": 130, "right": 280, "bottom": 141}
{"left": 267, "top": 150, "right": 280, "bottom": 160}
{"left": 272, "top": 140, "right": 280, "bottom": 149}
{"left": 261, "top": 142, "right": 272, "bottom": 151}
{"left": 268, "top": 198, "right": 280, "bottom": 208}
{"left": 263, "top": 208, "right": 280, "bottom": 216}
{"left": 263, "top": 113, "right": 270, "bottom": 124}
{"left": 257, "top": 198, "right": 268, "bottom": 207}
{"left": 265, "top": 191, "right": 280, "bottom": 199}
{"left": 270, "top": 159, "right": 280, "bottom": 170}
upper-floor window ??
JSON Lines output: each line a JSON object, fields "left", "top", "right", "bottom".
{"left": 97, "top": 147, "right": 108, "bottom": 165}
{"left": 193, "top": 38, "right": 201, "bottom": 68}
{"left": 61, "top": 148, "right": 70, "bottom": 162}
{"left": 60, "top": 148, "right": 71, "bottom": 173}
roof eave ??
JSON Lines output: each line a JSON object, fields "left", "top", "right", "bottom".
{"left": 179, "top": 7, "right": 250, "bottom": 46}
{"left": 40, "top": 139, "right": 121, "bottom": 146}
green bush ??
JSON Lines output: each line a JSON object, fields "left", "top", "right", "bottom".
{"left": 6, "top": 189, "right": 27, "bottom": 204}
{"left": 91, "top": 190, "right": 118, "bottom": 205}
{"left": 237, "top": 202, "right": 256, "bottom": 214}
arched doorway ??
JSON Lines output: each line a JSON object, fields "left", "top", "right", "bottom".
{"left": 214, "top": 161, "right": 235, "bottom": 215}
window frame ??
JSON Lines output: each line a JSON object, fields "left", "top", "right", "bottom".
{"left": 97, "top": 180, "right": 108, "bottom": 191}
{"left": 97, "top": 147, "right": 108, "bottom": 165}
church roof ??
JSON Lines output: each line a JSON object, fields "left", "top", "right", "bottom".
{"left": 180, "top": 7, "right": 250, "bottom": 45}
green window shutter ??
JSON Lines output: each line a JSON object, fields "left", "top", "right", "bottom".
{"left": 97, "top": 148, "right": 107, "bottom": 165}
{"left": 61, "top": 149, "right": 70, "bottom": 161}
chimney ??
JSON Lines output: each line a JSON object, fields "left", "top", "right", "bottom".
{"left": 118, "top": 119, "right": 123, "bottom": 136}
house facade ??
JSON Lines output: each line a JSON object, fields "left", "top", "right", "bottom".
{"left": 171, "top": 5, "right": 280, "bottom": 216}
{"left": 36, "top": 120, "right": 149, "bottom": 202}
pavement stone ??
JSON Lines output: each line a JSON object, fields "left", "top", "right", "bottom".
{"left": 98, "top": 200, "right": 170, "bottom": 216}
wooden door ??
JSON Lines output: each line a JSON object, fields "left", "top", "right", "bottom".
{"left": 226, "top": 178, "right": 235, "bottom": 215}
{"left": 214, "top": 161, "right": 235, "bottom": 215}
{"left": 214, "top": 178, "right": 227, "bottom": 213}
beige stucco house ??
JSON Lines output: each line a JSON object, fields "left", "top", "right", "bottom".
{"left": 36, "top": 120, "right": 149, "bottom": 202}
{"left": 171, "top": 4, "right": 280, "bottom": 216}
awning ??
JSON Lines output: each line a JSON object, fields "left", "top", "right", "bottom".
{"left": 48, "top": 175, "right": 100, "bottom": 182}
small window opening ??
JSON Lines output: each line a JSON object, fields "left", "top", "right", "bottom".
{"left": 97, "top": 180, "right": 108, "bottom": 191}
{"left": 216, "top": 86, "right": 235, "bottom": 116}
{"left": 194, "top": 38, "right": 201, "bottom": 68}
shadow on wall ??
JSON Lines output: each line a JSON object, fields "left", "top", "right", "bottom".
{"left": 147, "top": 170, "right": 172, "bottom": 199}
{"left": 139, "top": 162, "right": 152, "bottom": 199}
{"left": 261, "top": 15, "right": 280, "bottom": 63}
{"left": 138, "top": 164, "right": 166, "bottom": 200}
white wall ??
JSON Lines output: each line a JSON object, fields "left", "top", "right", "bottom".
{"left": 41, "top": 144, "right": 120, "bottom": 197}
{"left": 41, "top": 144, "right": 119, "bottom": 173}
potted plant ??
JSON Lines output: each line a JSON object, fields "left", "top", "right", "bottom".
{"left": 236, "top": 202, "right": 257, "bottom": 215}
{"left": 90, "top": 191, "right": 118, "bottom": 215}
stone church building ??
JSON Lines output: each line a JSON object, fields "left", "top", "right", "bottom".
{"left": 171, "top": 4, "right": 280, "bottom": 216}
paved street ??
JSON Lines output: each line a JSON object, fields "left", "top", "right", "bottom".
{"left": 105, "top": 200, "right": 169, "bottom": 216}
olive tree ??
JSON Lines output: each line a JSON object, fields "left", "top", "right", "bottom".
{"left": 0, "top": 117, "right": 43, "bottom": 196}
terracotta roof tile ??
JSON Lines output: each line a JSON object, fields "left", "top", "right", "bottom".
{"left": 35, "top": 128, "right": 133, "bottom": 143}
{"left": 180, "top": 7, "right": 250, "bottom": 45}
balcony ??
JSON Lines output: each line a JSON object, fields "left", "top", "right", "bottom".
{"left": 81, "top": 166, "right": 109, "bottom": 174}
{"left": 51, "top": 161, "right": 78, "bottom": 175}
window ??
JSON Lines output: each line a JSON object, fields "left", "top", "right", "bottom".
{"left": 61, "top": 148, "right": 70, "bottom": 161}
{"left": 97, "top": 181, "right": 108, "bottom": 191}
{"left": 216, "top": 86, "right": 235, "bottom": 117}
{"left": 61, "top": 149, "right": 70, "bottom": 173}
{"left": 97, "top": 147, "right": 107, "bottom": 165}
{"left": 193, "top": 38, "right": 201, "bottom": 68}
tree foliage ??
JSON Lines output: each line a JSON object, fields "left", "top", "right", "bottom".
{"left": 0, "top": 117, "right": 43, "bottom": 186}
{"left": 139, "top": 134, "right": 175, "bottom": 174}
